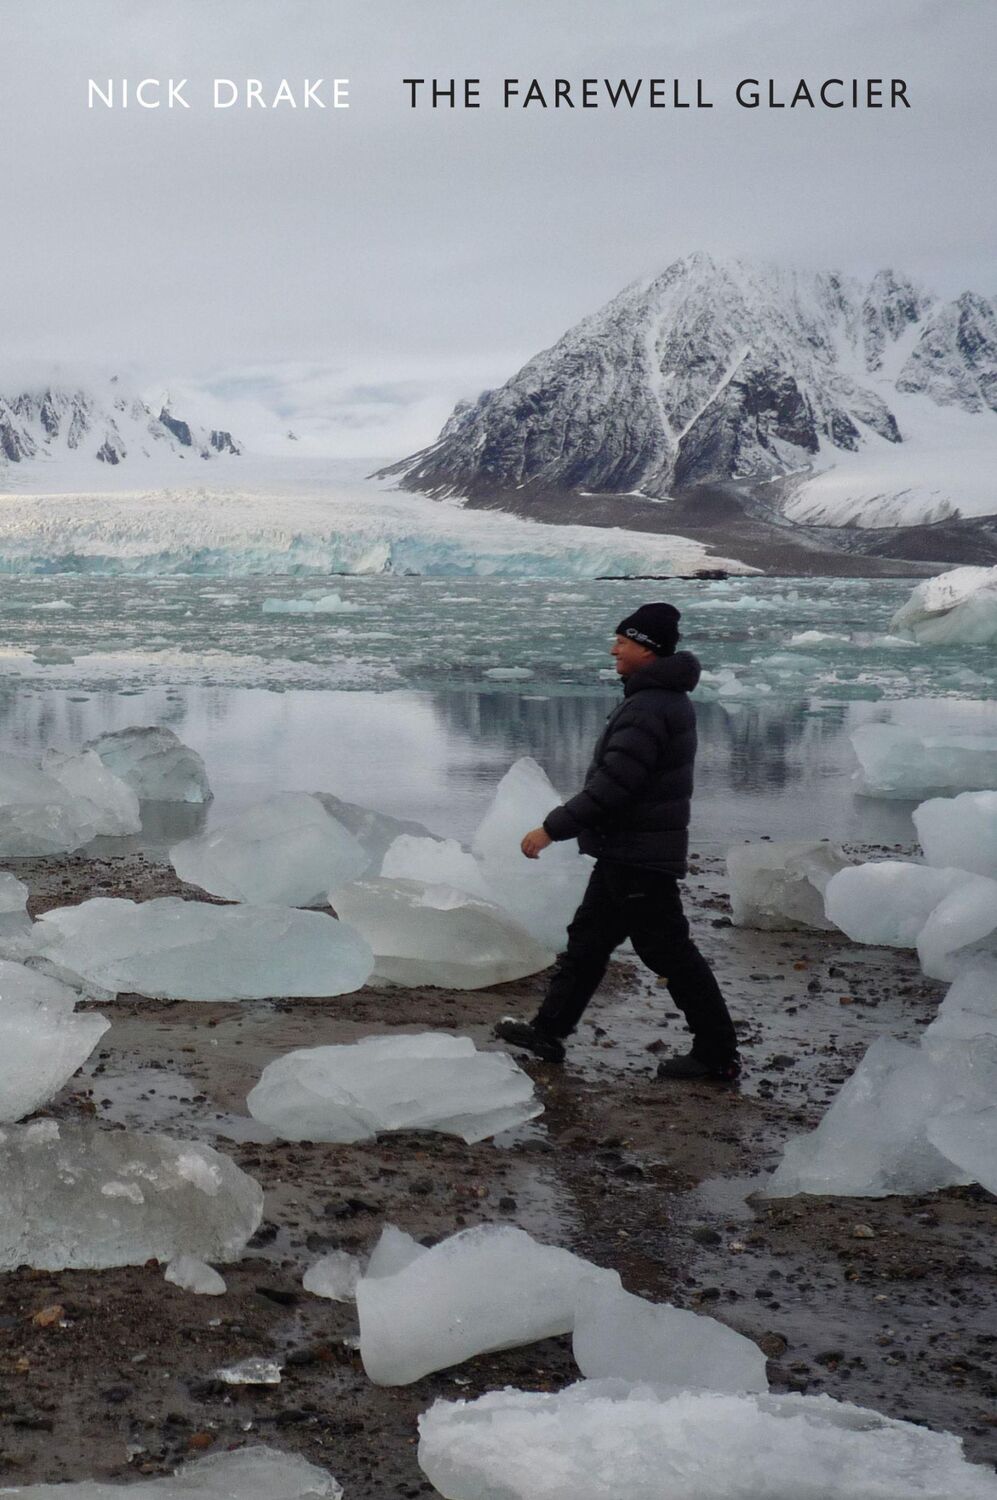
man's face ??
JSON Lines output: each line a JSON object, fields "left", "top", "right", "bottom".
{"left": 610, "top": 633, "right": 658, "bottom": 678}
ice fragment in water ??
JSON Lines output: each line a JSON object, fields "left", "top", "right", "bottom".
{"left": 303, "top": 1250, "right": 362, "bottom": 1301}
{"left": 572, "top": 1282, "right": 768, "bottom": 1394}
{"left": 329, "top": 878, "right": 553, "bottom": 989}
{"left": 33, "top": 897, "right": 373, "bottom": 1000}
{"left": 417, "top": 1381, "right": 997, "bottom": 1500}
{"left": 357, "top": 1222, "right": 620, "bottom": 1385}
{"left": 0, "top": 753, "right": 97, "bottom": 856}
{"left": 727, "top": 840, "right": 849, "bottom": 931}
{"left": 164, "top": 1255, "right": 227, "bottom": 1296}
{"left": 824, "top": 862, "right": 978, "bottom": 948}
{"left": 851, "top": 723, "right": 997, "bottom": 798}
{"left": 216, "top": 1357, "right": 283, "bottom": 1385}
{"left": 262, "top": 591, "right": 361, "bottom": 614}
{"left": 247, "top": 1033, "right": 541, "bottom": 1144}
{"left": 41, "top": 749, "right": 141, "bottom": 836}
{"left": 171, "top": 793, "right": 368, "bottom": 905}
{"left": 0, "top": 960, "right": 109, "bottom": 1122}
{"left": 85, "top": 726, "right": 212, "bottom": 803}
{"left": 380, "top": 834, "right": 488, "bottom": 897}
{"left": 891, "top": 565, "right": 997, "bottom": 645}
{"left": 0, "top": 1122, "right": 263, "bottom": 1269}
{"left": 914, "top": 790, "right": 997, "bottom": 878}
{"left": 0, "top": 1446, "right": 343, "bottom": 1498}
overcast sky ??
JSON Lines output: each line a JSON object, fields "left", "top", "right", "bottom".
{"left": 4, "top": 0, "right": 994, "bottom": 455}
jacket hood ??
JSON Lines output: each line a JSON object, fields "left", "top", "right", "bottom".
{"left": 623, "top": 649, "right": 701, "bottom": 696}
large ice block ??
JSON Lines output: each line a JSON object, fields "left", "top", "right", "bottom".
{"left": 923, "top": 963, "right": 997, "bottom": 1043}
{"left": 851, "top": 723, "right": 997, "bottom": 799}
{"left": 0, "top": 872, "right": 31, "bottom": 952}
{"left": 824, "top": 862, "right": 976, "bottom": 948}
{"left": 171, "top": 793, "right": 368, "bottom": 905}
{"left": 33, "top": 898, "right": 374, "bottom": 1000}
{"left": 85, "top": 726, "right": 212, "bottom": 803}
{"left": 0, "top": 960, "right": 110, "bottom": 1122}
{"left": 380, "top": 835, "right": 488, "bottom": 897}
{"left": 0, "top": 1446, "right": 343, "bottom": 1497}
{"left": 914, "top": 790, "right": 997, "bottom": 878}
{"left": 891, "top": 565, "right": 997, "bottom": 646}
{"left": 0, "top": 1121, "right": 263, "bottom": 1269}
{"left": 916, "top": 875, "right": 997, "bottom": 980}
{"left": 247, "top": 1033, "right": 541, "bottom": 1144}
{"left": 727, "top": 840, "right": 848, "bottom": 931}
{"left": 329, "top": 878, "right": 554, "bottom": 989}
{"left": 572, "top": 1282, "right": 768, "bottom": 1394}
{"left": 357, "top": 1223, "right": 620, "bottom": 1385}
{"left": 41, "top": 749, "right": 141, "bottom": 836}
{"left": 312, "top": 792, "right": 436, "bottom": 872}
{"left": 0, "top": 753, "right": 97, "bottom": 857}
{"left": 418, "top": 1381, "right": 997, "bottom": 1500}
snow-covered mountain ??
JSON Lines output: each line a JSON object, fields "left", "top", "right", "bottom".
{"left": 383, "top": 253, "right": 997, "bottom": 530}
{"left": 0, "top": 375, "right": 241, "bottom": 476}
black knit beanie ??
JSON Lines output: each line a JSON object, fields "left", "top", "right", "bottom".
{"left": 615, "top": 602, "right": 681, "bottom": 655}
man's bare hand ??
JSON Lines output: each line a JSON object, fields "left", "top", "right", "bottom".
{"left": 521, "top": 826, "right": 553, "bottom": 859}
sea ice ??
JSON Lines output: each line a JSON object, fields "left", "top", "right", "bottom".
{"left": 164, "top": 1255, "right": 227, "bottom": 1295}
{"left": 170, "top": 793, "right": 368, "bottom": 905}
{"left": 357, "top": 1223, "right": 620, "bottom": 1385}
{"left": 0, "top": 1121, "right": 263, "bottom": 1269}
{"left": 0, "top": 960, "right": 110, "bottom": 1122}
{"left": 41, "top": 749, "right": 141, "bottom": 836}
{"left": 85, "top": 726, "right": 212, "bottom": 803}
{"left": 727, "top": 840, "right": 849, "bottom": 931}
{"left": 380, "top": 835, "right": 489, "bottom": 897}
{"left": 824, "top": 862, "right": 977, "bottom": 948}
{"left": 0, "top": 1446, "right": 343, "bottom": 1498}
{"left": 303, "top": 1250, "right": 363, "bottom": 1302}
{"left": 471, "top": 758, "right": 592, "bottom": 951}
{"left": 572, "top": 1282, "right": 768, "bottom": 1394}
{"left": 247, "top": 1033, "right": 541, "bottom": 1144}
{"left": 914, "top": 790, "right": 997, "bottom": 878}
{"left": 417, "top": 1381, "right": 997, "bottom": 1500}
{"left": 32, "top": 897, "right": 374, "bottom": 1000}
{"left": 891, "top": 565, "right": 997, "bottom": 646}
{"left": 0, "top": 753, "right": 97, "bottom": 856}
{"left": 851, "top": 723, "right": 997, "bottom": 798}
{"left": 329, "top": 878, "right": 553, "bottom": 989}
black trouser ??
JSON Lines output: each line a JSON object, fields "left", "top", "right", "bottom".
{"left": 533, "top": 860, "right": 738, "bottom": 1064}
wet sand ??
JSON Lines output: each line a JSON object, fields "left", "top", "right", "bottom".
{"left": 1, "top": 850, "right": 995, "bottom": 1493}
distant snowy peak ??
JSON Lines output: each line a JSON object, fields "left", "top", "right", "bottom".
{"left": 0, "top": 379, "right": 241, "bottom": 470}
{"left": 383, "top": 253, "right": 997, "bottom": 526}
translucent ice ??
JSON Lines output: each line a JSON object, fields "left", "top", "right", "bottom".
{"left": 329, "top": 878, "right": 553, "bottom": 989}
{"left": 923, "top": 963, "right": 997, "bottom": 1043}
{"left": 216, "top": 1357, "right": 282, "bottom": 1385}
{"left": 824, "top": 862, "right": 977, "bottom": 948}
{"left": 851, "top": 723, "right": 997, "bottom": 798}
{"left": 0, "top": 753, "right": 97, "bottom": 856}
{"left": 164, "top": 1255, "right": 227, "bottom": 1296}
{"left": 33, "top": 897, "right": 374, "bottom": 1000}
{"left": 417, "top": 1381, "right": 997, "bottom": 1500}
{"left": 85, "top": 726, "right": 212, "bottom": 803}
{"left": 0, "top": 960, "right": 110, "bottom": 1122}
{"left": 247, "top": 1033, "right": 541, "bottom": 1144}
{"left": 262, "top": 592, "right": 361, "bottom": 614}
{"left": 914, "top": 790, "right": 997, "bottom": 878}
{"left": 0, "top": 1446, "right": 343, "bottom": 1498}
{"left": 303, "top": 1250, "right": 362, "bottom": 1302}
{"left": 0, "top": 871, "right": 31, "bottom": 950}
{"left": 41, "top": 749, "right": 141, "bottom": 836}
{"left": 472, "top": 758, "right": 592, "bottom": 951}
{"left": 357, "top": 1223, "right": 620, "bottom": 1385}
{"left": 727, "top": 840, "right": 849, "bottom": 931}
{"left": 916, "top": 875, "right": 997, "bottom": 980}
{"left": 572, "top": 1282, "right": 768, "bottom": 1394}
{"left": 171, "top": 793, "right": 368, "bottom": 906}
{"left": 365, "top": 1223, "right": 427, "bottom": 1279}
{"left": 0, "top": 1121, "right": 263, "bottom": 1269}
{"left": 891, "top": 565, "right": 997, "bottom": 646}
{"left": 380, "top": 835, "right": 488, "bottom": 898}
{"left": 312, "top": 792, "right": 436, "bottom": 872}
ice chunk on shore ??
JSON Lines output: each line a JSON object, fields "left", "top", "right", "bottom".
{"left": 0, "top": 872, "right": 31, "bottom": 952}
{"left": 85, "top": 726, "right": 212, "bottom": 803}
{"left": 0, "top": 961, "right": 110, "bottom": 1122}
{"left": 380, "top": 835, "right": 488, "bottom": 897}
{"left": 851, "top": 723, "right": 997, "bottom": 798}
{"left": 171, "top": 793, "right": 368, "bottom": 905}
{"left": 41, "top": 749, "right": 141, "bottom": 836}
{"left": 303, "top": 1250, "right": 362, "bottom": 1302}
{"left": 0, "top": 1122, "right": 263, "bottom": 1269}
{"left": 164, "top": 1255, "right": 227, "bottom": 1296}
{"left": 330, "top": 878, "right": 554, "bottom": 989}
{"left": 216, "top": 1357, "right": 283, "bottom": 1385}
{"left": 917, "top": 875, "right": 997, "bottom": 980}
{"left": 824, "top": 862, "right": 976, "bottom": 948}
{"left": 923, "top": 964, "right": 997, "bottom": 1043}
{"left": 727, "top": 840, "right": 848, "bottom": 931}
{"left": 247, "top": 1033, "right": 541, "bottom": 1144}
{"left": 891, "top": 565, "right": 997, "bottom": 646}
{"left": 312, "top": 792, "right": 436, "bottom": 872}
{"left": 357, "top": 1223, "right": 620, "bottom": 1385}
{"left": 365, "top": 1224, "right": 427, "bottom": 1280}
{"left": 914, "top": 790, "right": 997, "bottom": 878}
{"left": 572, "top": 1282, "right": 768, "bottom": 1394}
{"left": 472, "top": 758, "right": 592, "bottom": 950}
{"left": 418, "top": 1382, "right": 997, "bottom": 1500}
{"left": 0, "top": 754, "right": 97, "bottom": 856}
{"left": 0, "top": 1446, "right": 343, "bottom": 1498}
{"left": 33, "top": 898, "right": 373, "bottom": 1000}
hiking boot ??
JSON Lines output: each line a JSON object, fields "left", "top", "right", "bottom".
{"left": 494, "top": 1017, "right": 566, "bottom": 1065}
{"left": 656, "top": 1050, "right": 742, "bottom": 1083}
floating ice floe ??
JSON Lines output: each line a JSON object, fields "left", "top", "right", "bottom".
{"left": 329, "top": 878, "right": 553, "bottom": 989}
{"left": 0, "top": 753, "right": 99, "bottom": 857}
{"left": 380, "top": 834, "right": 489, "bottom": 898}
{"left": 0, "top": 960, "right": 110, "bottom": 1122}
{"left": 727, "top": 840, "right": 849, "bottom": 931}
{"left": 262, "top": 592, "right": 361, "bottom": 614}
{"left": 851, "top": 723, "right": 997, "bottom": 798}
{"left": 32, "top": 897, "right": 374, "bottom": 1000}
{"left": 247, "top": 1033, "right": 541, "bottom": 1144}
{"left": 41, "top": 749, "right": 141, "bottom": 836}
{"left": 170, "top": 793, "right": 369, "bottom": 905}
{"left": 85, "top": 726, "right": 212, "bottom": 803}
{"left": 418, "top": 1381, "right": 997, "bottom": 1500}
{"left": 303, "top": 1250, "right": 363, "bottom": 1302}
{"left": 0, "top": 1446, "right": 343, "bottom": 1499}
{"left": 891, "top": 565, "right": 997, "bottom": 646}
{"left": 471, "top": 758, "right": 592, "bottom": 951}
{"left": 357, "top": 1223, "right": 620, "bottom": 1385}
{"left": 913, "top": 790, "right": 997, "bottom": 878}
{"left": 164, "top": 1255, "right": 227, "bottom": 1295}
{"left": 0, "top": 1121, "right": 263, "bottom": 1269}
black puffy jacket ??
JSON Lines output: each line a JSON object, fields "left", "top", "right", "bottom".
{"left": 542, "top": 651, "right": 701, "bottom": 876}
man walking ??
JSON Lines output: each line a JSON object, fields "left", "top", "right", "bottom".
{"left": 495, "top": 602, "right": 740, "bottom": 1081}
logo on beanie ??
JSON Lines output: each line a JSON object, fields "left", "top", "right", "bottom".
{"left": 624, "top": 627, "right": 661, "bottom": 649}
